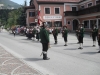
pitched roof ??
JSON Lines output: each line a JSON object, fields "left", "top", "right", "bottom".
{"left": 25, "top": 6, "right": 35, "bottom": 10}
{"left": 37, "top": 0, "right": 80, "bottom": 3}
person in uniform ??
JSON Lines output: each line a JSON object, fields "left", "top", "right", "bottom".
{"left": 78, "top": 24, "right": 84, "bottom": 49}
{"left": 62, "top": 26, "right": 68, "bottom": 46}
{"left": 52, "top": 27, "right": 58, "bottom": 44}
{"left": 13, "top": 30, "right": 16, "bottom": 37}
{"left": 90, "top": 25, "right": 98, "bottom": 47}
{"left": 32, "top": 27, "right": 36, "bottom": 41}
{"left": 40, "top": 22, "right": 50, "bottom": 60}
{"left": 28, "top": 27, "right": 33, "bottom": 39}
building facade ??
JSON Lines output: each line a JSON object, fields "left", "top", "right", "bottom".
{"left": 26, "top": 0, "right": 100, "bottom": 30}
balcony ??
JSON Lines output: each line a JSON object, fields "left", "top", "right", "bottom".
{"left": 64, "top": 11, "right": 78, "bottom": 16}
{"left": 64, "top": 4, "right": 100, "bottom": 16}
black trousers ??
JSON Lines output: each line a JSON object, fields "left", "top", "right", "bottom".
{"left": 92, "top": 35, "right": 96, "bottom": 41}
{"left": 98, "top": 41, "right": 100, "bottom": 46}
{"left": 42, "top": 43, "right": 48, "bottom": 52}
{"left": 13, "top": 33, "right": 15, "bottom": 37}
{"left": 79, "top": 36, "right": 83, "bottom": 43}
{"left": 53, "top": 35, "right": 57, "bottom": 41}
{"left": 64, "top": 36, "right": 67, "bottom": 42}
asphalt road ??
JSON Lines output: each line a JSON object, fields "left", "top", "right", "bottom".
{"left": 0, "top": 30, "right": 100, "bottom": 75}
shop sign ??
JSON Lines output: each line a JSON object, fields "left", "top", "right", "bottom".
{"left": 43, "top": 16, "right": 62, "bottom": 19}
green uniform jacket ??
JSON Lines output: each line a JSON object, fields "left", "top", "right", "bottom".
{"left": 53, "top": 29, "right": 58, "bottom": 36}
{"left": 63, "top": 29, "right": 68, "bottom": 37}
{"left": 79, "top": 28, "right": 84, "bottom": 37}
{"left": 92, "top": 28, "right": 98, "bottom": 36}
{"left": 40, "top": 28, "right": 49, "bottom": 43}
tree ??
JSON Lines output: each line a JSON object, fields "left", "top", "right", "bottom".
{"left": 0, "top": 9, "right": 11, "bottom": 26}
{"left": 4, "top": 0, "right": 27, "bottom": 28}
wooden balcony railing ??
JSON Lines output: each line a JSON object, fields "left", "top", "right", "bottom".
{"left": 64, "top": 4, "right": 100, "bottom": 16}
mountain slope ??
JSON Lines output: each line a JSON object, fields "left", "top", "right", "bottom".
{"left": 0, "top": 0, "right": 21, "bottom": 9}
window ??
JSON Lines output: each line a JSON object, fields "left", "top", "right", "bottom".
{"left": 88, "top": 3, "right": 92, "bottom": 7}
{"left": 98, "top": 19, "right": 100, "bottom": 28}
{"left": 55, "top": 8, "right": 59, "bottom": 14}
{"left": 29, "top": 12, "right": 35, "bottom": 17}
{"left": 81, "top": 5, "right": 85, "bottom": 9}
{"left": 29, "top": 23, "right": 36, "bottom": 26}
{"left": 46, "top": 21, "right": 52, "bottom": 27}
{"left": 45, "top": 8, "right": 50, "bottom": 14}
{"left": 54, "top": 21, "right": 62, "bottom": 27}
{"left": 68, "top": 21, "right": 70, "bottom": 24}
{"left": 72, "top": 7, "right": 77, "bottom": 11}
{"left": 90, "top": 20, "right": 97, "bottom": 28}
{"left": 96, "top": 0, "right": 100, "bottom": 5}
{"left": 84, "top": 20, "right": 89, "bottom": 28}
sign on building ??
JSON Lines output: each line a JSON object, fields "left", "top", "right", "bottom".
{"left": 43, "top": 16, "right": 62, "bottom": 19}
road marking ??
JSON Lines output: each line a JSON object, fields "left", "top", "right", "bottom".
{"left": 0, "top": 43, "right": 56, "bottom": 75}
{"left": 11, "top": 64, "right": 24, "bottom": 75}
{"left": 2, "top": 58, "right": 14, "bottom": 65}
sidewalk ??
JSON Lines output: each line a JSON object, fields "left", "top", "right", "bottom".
{"left": 0, "top": 46, "right": 42, "bottom": 75}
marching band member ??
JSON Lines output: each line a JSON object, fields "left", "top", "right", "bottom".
{"left": 52, "top": 27, "right": 58, "bottom": 44}
{"left": 40, "top": 22, "right": 50, "bottom": 60}
{"left": 90, "top": 25, "right": 98, "bottom": 47}
{"left": 62, "top": 26, "right": 68, "bottom": 46}
{"left": 78, "top": 24, "right": 84, "bottom": 49}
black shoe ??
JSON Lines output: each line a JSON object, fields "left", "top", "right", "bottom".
{"left": 43, "top": 54, "right": 50, "bottom": 60}
{"left": 64, "top": 44, "right": 67, "bottom": 46}
{"left": 98, "top": 51, "right": 100, "bottom": 53}
{"left": 78, "top": 47, "right": 83, "bottom": 49}
{"left": 43, "top": 57, "right": 50, "bottom": 60}
{"left": 92, "top": 45, "right": 96, "bottom": 47}
{"left": 77, "top": 42, "right": 79, "bottom": 44}
{"left": 78, "top": 47, "right": 81, "bottom": 49}
{"left": 54, "top": 42, "right": 57, "bottom": 44}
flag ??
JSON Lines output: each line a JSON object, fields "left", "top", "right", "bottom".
{"left": 37, "top": 11, "right": 43, "bottom": 26}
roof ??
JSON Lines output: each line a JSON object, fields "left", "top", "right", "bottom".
{"left": 25, "top": 6, "right": 35, "bottom": 9}
{"left": 37, "top": 0, "right": 80, "bottom": 3}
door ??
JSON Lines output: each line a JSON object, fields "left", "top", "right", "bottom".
{"left": 73, "top": 19, "right": 79, "bottom": 30}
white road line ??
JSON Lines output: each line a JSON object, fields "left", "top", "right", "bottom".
{"left": 11, "top": 64, "right": 24, "bottom": 75}
{"left": 2, "top": 58, "right": 14, "bottom": 65}
{"left": 0, "top": 53, "right": 8, "bottom": 57}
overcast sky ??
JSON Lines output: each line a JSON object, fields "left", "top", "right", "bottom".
{"left": 10, "top": 0, "right": 30, "bottom": 6}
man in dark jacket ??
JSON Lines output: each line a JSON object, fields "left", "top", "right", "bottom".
{"left": 78, "top": 24, "right": 84, "bottom": 49}
{"left": 52, "top": 27, "right": 58, "bottom": 44}
{"left": 62, "top": 26, "right": 68, "bottom": 46}
{"left": 40, "top": 22, "right": 50, "bottom": 60}
{"left": 90, "top": 25, "right": 98, "bottom": 47}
